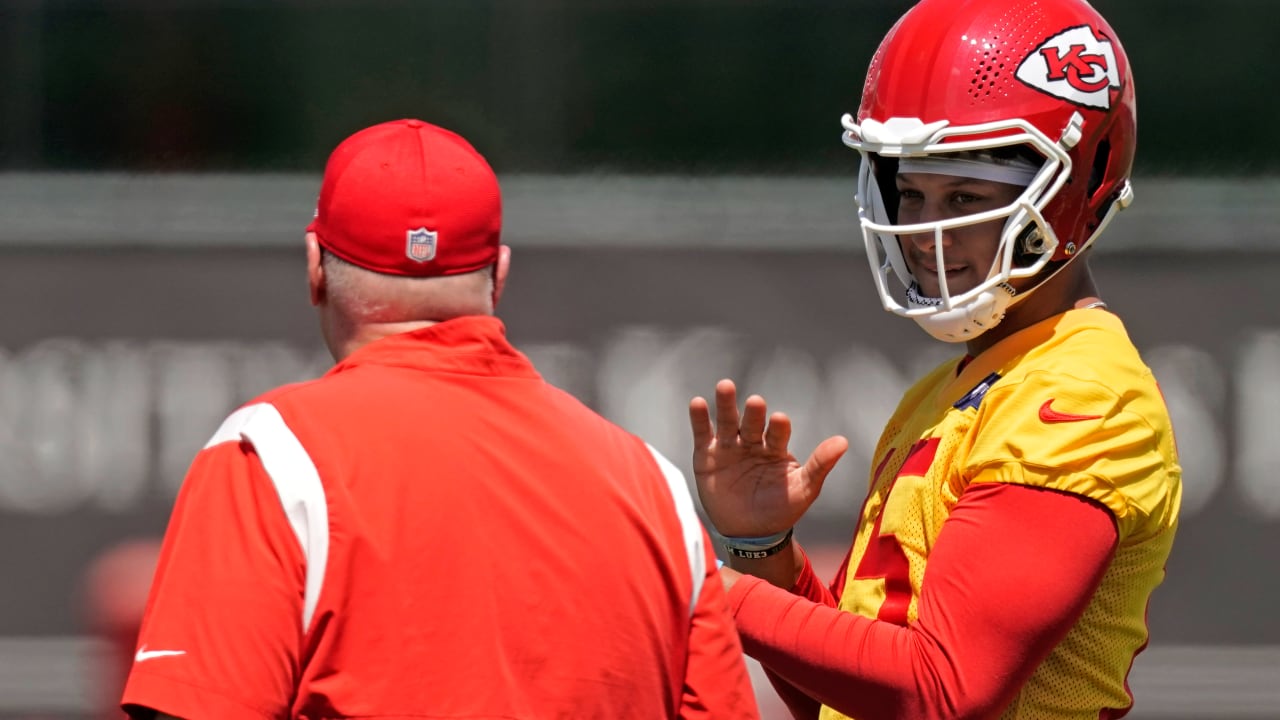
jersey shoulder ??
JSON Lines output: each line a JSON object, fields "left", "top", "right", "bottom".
{"left": 965, "top": 318, "right": 1181, "bottom": 539}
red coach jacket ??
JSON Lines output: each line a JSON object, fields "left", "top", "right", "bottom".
{"left": 122, "top": 316, "right": 757, "bottom": 720}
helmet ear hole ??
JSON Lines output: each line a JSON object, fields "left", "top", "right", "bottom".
{"left": 1088, "top": 139, "right": 1111, "bottom": 200}
{"left": 1014, "top": 226, "right": 1048, "bottom": 267}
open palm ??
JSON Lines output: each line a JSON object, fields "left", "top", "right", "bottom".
{"left": 688, "top": 379, "right": 849, "bottom": 539}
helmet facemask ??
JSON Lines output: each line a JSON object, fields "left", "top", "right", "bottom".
{"left": 844, "top": 114, "right": 1082, "bottom": 343}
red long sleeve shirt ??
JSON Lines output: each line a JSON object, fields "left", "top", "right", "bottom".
{"left": 728, "top": 482, "right": 1118, "bottom": 719}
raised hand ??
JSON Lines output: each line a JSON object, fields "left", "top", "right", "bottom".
{"left": 688, "top": 378, "right": 849, "bottom": 539}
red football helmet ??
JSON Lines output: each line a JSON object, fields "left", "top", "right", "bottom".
{"left": 842, "top": 0, "right": 1136, "bottom": 341}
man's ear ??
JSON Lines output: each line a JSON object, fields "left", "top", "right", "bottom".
{"left": 492, "top": 244, "right": 511, "bottom": 311}
{"left": 306, "top": 233, "right": 325, "bottom": 307}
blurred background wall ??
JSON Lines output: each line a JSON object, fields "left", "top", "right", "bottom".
{"left": 0, "top": 1, "right": 1277, "bottom": 718}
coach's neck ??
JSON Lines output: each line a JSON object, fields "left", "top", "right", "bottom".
{"left": 305, "top": 234, "right": 510, "bottom": 362}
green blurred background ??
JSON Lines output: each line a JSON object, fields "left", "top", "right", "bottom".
{"left": 2, "top": 0, "right": 1275, "bottom": 175}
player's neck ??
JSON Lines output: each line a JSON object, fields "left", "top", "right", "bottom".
{"left": 964, "top": 261, "right": 1100, "bottom": 357}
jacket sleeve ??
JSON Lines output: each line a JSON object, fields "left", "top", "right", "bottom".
{"left": 121, "top": 439, "right": 306, "bottom": 720}
{"left": 728, "top": 483, "right": 1117, "bottom": 720}
{"left": 680, "top": 529, "right": 763, "bottom": 720}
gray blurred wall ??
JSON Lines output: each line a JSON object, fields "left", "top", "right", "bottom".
{"left": 0, "top": 172, "right": 1277, "bottom": 718}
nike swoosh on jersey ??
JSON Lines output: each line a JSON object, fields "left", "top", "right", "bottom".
{"left": 135, "top": 646, "right": 187, "bottom": 662}
{"left": 1039, "top": 399, "right": 1102, "bottom": 423}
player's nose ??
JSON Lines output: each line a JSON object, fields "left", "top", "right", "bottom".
{"left": 906, "top": 225, "right": 952, "bottom": 255}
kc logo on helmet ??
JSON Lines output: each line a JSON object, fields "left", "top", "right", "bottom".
{"left": 1016, "top": 25, "right": 1120, "bottom": 110}
{"left": 406, "top": 228, "right": 438, "bottom": 263}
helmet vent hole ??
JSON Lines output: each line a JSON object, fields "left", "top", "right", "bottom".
{"left": 968, "top": 35, "right": 1008, "bottom": 102}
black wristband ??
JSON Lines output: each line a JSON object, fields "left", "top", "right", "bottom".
{"left": 723, "top": 528, "right": 794, "bottom": 559}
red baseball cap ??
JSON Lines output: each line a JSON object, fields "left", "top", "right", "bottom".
{"left": 307, "top": 119, "right": 502, "bottom": 277}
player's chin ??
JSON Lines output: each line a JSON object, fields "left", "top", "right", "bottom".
{"left": 913, "top": 277, "right": 982, "bottom": 302}
{"left": 913, "top": 281, "right": 942, "bottom": 299}
{"left": 940, "top": 271, "right": 984, "bottom": 298}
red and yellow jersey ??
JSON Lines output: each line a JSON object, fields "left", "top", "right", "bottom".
{"left": 822, "top": 308, "right": 1181, "bottom": 720}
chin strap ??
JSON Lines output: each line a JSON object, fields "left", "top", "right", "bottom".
{"left": 905, "top": 283, "right": 944, "bottom": 307}
{"left": 910, "top": 282, "right": 1017, "bottom": 343}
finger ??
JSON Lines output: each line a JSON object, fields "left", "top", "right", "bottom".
{"left": 763, "top": 411, "right": 792, "bottom": 455}
{"left": 689, "top": 396, "right": 714, "bottom": 447}
{"left": 689, "top": 396, "right": 713, "bottom": 449}
{"left": 713, "top": 379, "right": 741, "bottom": 444}
{"left": 803, "top": 435, "right": 850, "bottom": 488}
{"left": 740, "top": 394, "right": 768, "bottom": 446}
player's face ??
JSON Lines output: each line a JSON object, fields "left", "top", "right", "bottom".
{"left": 895, "top": 173, "right": 1024, "bottom": 298}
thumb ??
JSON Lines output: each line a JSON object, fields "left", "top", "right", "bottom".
{"left": 803, "top": 435, "right": 849, "bottom": 487}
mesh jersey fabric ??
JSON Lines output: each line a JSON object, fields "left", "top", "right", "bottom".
{"left": 818, "top": 307, "right": 1181, "bottom": 719}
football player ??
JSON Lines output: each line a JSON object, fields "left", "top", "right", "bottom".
{"left": 690, "top": 1, "right": 1183, "bottom": 718}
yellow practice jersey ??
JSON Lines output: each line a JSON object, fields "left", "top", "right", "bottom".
{"left": 821, "top": 308, "right": 1182, "bottom": 720}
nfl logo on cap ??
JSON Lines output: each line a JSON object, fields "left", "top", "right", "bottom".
{"left": 406, "top": 228, "right": 437, "bottom": 263}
